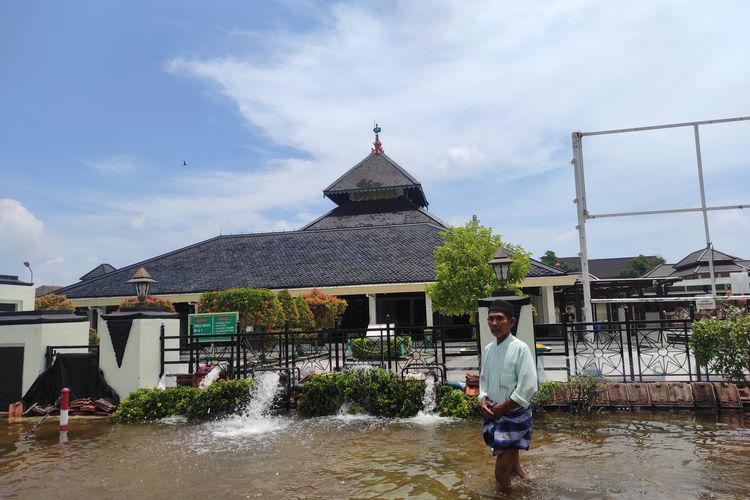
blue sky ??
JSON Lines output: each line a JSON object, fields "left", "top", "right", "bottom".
{"left": 2, "top": 1, "right": 749, "bottom": 286}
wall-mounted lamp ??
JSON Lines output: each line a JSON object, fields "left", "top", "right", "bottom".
{"left": 126, "top": 267, "right": 157, "bottom": 304}
{"left": 488, "top": 246, "right": 513, "bottom": 289}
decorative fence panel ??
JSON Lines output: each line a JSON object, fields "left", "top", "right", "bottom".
{"left": 160, "top": 323, "right": 450, "bottom": 385}
{"left": 535, "top": 318, "right": 712, "bottom": 382}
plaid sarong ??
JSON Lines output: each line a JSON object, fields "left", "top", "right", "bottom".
{"left": 482, "top": 406, "right": 533, "bottom": 455}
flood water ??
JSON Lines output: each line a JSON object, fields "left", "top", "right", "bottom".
{"left": 1, "top": 410, "right": 748, "bottom": 499}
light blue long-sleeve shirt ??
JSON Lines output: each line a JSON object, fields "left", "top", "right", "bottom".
{"left": 479, "top": 333, "right": 538, "bottom": 409}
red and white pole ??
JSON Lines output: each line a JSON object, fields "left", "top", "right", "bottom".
{"left": 59, "top": 388, "right": 70, "bottom": 432}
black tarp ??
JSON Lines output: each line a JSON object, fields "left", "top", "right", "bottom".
{"left": 22, "top": 353, "right": 119, "bottom": 407}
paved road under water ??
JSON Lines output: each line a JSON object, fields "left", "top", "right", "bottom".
{"left": 1, "top": 411, "right": 748, "bottom": 499}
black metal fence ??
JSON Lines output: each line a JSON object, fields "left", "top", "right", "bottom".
{"left": 159, "top": 322, "right": 473, "bottom": 385}
{"left": 534, "top": 318, "right": 716, "bottom": 382}
{"left": 45, "top": 318, "right": 716, "bottom": 385}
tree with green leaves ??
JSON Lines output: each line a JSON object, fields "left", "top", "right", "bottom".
{"left": 620, "top": 255, "right": 666, "bottom": 278}
{"left": 426, "top": 216, "right": 530, "bottom": 322}
{"left": 35, "top": 293, "right": 75, "bottom": 311}
{"left": 690, "top": 306, "right": 749, "bottom": 383}
{"left": 277, "top": 289, "right": 300, "bottom": 327}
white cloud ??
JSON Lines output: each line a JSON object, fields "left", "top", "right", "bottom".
{"left": 43, "top": 256, "right": 64, "bottom": 266}
{"left": 130, "top": 213, "right": 147, "bottom": 229}
{"left": 160, "top": 1, "right": 750, "bottom": 266}
{"left": 166, "top": 1, "right": 749, "bottom": 188}
{"left": 84, "top": 154, "right": 140, "bottom": 174}
{"left": 14, "top": 1, "right": 750, "bottom": 286}
{"left": 0, "top": 199, "right": 45, "bottom": 272}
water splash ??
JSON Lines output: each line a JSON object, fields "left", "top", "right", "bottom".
{"left": 421, "top": 374, "right": 436, "bottom": 414}
{"left": 411, "top": 374, "right": 449, "bottom": 424}
{"left": 335, "top": 402, "right": 375, "bottom": 421}
{"left": 210, "top": 372, "right": 290, "bottom": 438}
{"left": 242, "top": 371, "right": 282, "bottom": 419}
{"left": 156, "top": 373, "right": 169, "bottom": 390}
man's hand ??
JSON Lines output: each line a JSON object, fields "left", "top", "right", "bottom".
{"left": 480, "top": 397, "right": 496, "bottom": 419}
{"left": 481, "top": 398, "right": 514, "bottom": 420}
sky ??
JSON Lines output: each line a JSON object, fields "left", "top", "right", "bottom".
{"left": 1, "top": 1, "right": 749, "bottom": 287}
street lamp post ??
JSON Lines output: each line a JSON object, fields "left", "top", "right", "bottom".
{"left": 126, "top": 267, "right": 157, "bottom": 305}
{"left": 488, "top": 246, "right": 513, "bottom": 295}
{"left": 23, "top": 261, "right": 33, "bottom": 284}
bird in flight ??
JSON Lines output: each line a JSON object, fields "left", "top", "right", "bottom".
{"left": 182, "top": 161, "right": 187, "bottom": 167}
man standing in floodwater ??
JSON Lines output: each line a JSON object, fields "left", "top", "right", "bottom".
{"left": 479, "top": 299, "right": 538, "bottom": 489}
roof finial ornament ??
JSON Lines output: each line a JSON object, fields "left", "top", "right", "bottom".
{"left": 371, "top": 123, "right": 384, "bottom": 154}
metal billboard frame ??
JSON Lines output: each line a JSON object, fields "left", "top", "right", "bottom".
{"left": 572, "top": 116, "right": 750, "bottom": 321}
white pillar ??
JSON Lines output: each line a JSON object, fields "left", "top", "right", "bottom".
{"left": 541, "top": 286, "right": 556, "bottom": 323}
{"left": 367, "top": 294, "right": 377, "bottom": 325}
{"left": 99, "top": 312, "right": 180, "bottom": 398}
{"left": 425, "top": 293, "right": 433, "bottom": 327}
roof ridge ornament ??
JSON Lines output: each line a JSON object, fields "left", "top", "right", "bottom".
{"left": 371, "top": 123, "right": 384, "bottom": 154}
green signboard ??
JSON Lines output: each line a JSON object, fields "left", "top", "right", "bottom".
{"left": 189, "top": 312, "right": 238, "bottom": 341}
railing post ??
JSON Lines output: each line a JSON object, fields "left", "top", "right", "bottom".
{"left": 159, "top": 323, "right": 165, "bottom": 378}
{"left": 439, "top": 322, "right": 446, "bottom": 371}
{"left": 624, "top": 306, "right": 636, "bottom": 381}
{"left": 634, "top": 319, "right": 644, "bottom": 383}
{"left": 45, "top": 346, "right": 53, "bottom": 370}
{"left": 333, "top": 316, "right": 340, "bottom": 371}
{"left": 284, "top": 321, "right": 289, "bottom": 370}
{"left": 188, "top": 324, "right": 194, "bottom": 375}
{"left": 291, "top": 324, "right": 297, "bottom": 372}
{"left": 386, "top": 314, "right": 392, "bottom": 371}
{"left": 684, "top": 319, "right": 693, "bottom": 382}
{"left": 235, "top": 323, "right": 241, "bottom": 380}
{"left": 569, "top": 315, "right": 580, "bottom": 377}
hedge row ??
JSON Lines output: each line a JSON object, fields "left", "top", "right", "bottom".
{"left": 298, "top": 368, "right": 480, "bottom": 418}
{"left": 114, "top": 379, "right": 254, "bottom": 423}
{"left": 114, "top": 370, "right": 566, "bottom": 423}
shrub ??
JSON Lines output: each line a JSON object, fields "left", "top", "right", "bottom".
{"left": 531, "top": 380, "right": 561, "bottom": 415}
{"left": 347, "top": 368, "right": 423, "bottom": 418}
{"left": 197, "top": 288, "right": 284, "bottom": 332}
{"left": 297, "top": 371, "right": 351, "bottom": 417}
{"left": 114, "top": 386, "right": 197, "bottom": 423}
{"left": 298, "top": 368, "right": 425, "bottom": 418}
{"left": 118, "top": 295, "right": 175, "bottom": 312}
{"left": 88, "top": 328, "right": 99, "bottom": 345}
{"left": 350, "top": 336, "right": 412, "bottom": 360}
{"left": 277, "top": 289, "right": 300, "bottom": 328}
{"left": 302, "top": 289, "right": 347, "bottom": 329}
{"left": 435, "top": 387, "right": 480, "bottom": 418}
{"left": 294, "top": 296, "right": 316, "bottom": 330}
{"left": 185, "top": 379, "right": 254, "bottom": 421}
{"left": 566, "top": 374, "right": 607, "bottom": 414}
{"left": 35, "top": 294, "right": 74, "bottom": 311}
{"left": 691, "top": 306, "right": 750, "bottom": 383}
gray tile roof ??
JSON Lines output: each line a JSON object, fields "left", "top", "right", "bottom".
{"left": 671, "top": 263, "right": 748, "bottom": 278}
{"left": 35, "top": 285, "right": 63, "bottom": 297}
{"left": 54, "top": 223, "right": 446, "bottom": 299}
{"left": 642, "top": 263, "right": 675, "bottom": 278}
{"left": 557, "top": 256, "right": 662, "bottom": 279}
{"left": 0, "top": 275, "right": 31, "bottom": 286}
{"left": 323, "top": 153, "right": 427, "bottom": 207}
{"left": 673, "top": 248, "right": 739, "bottom": 269}
{"left": 79, "top": 263, "right": 117, "bottom": 281}
{"left": 527, "top": 259, "right": 568, "bottom": 278}
{"left": 301, "top": 198, "right": 447, "bottom": 231}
